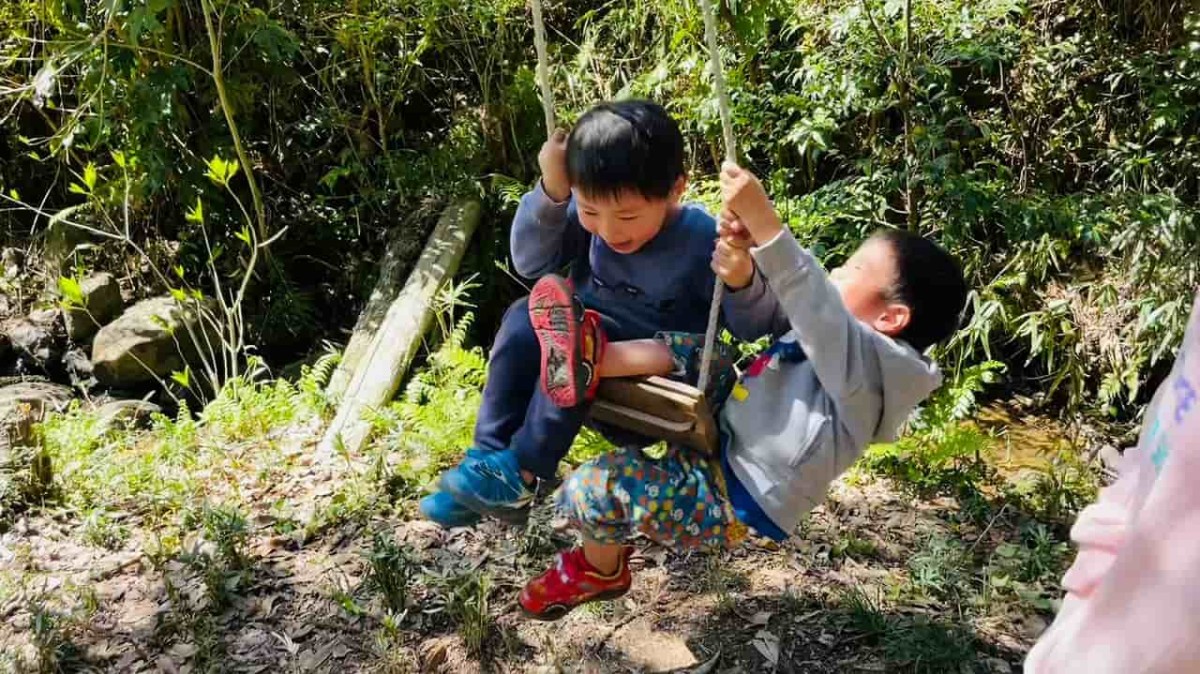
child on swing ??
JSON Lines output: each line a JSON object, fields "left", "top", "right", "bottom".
{"left": 517, "top": 163, "right": 969, "bottom": 619}
{"left": 420, "top": 100, "right": 778, "bottom": 528}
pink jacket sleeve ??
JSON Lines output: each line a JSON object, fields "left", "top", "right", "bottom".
{"left": 1026, "top": 294, "right": 1200, "bottom": 674}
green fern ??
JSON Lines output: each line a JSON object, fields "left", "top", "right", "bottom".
{"left": 307, "top": 345, "right": 342, "bottom": 389}
{"left": 371, "top": 311, "right": 488, "bottom": 488}
{"left": 297, "top": 344, "right": 342, "bottom": 415}
{"left": 908, "top": 361, "right": 1006, "bottom": 440}
{"left": 492, "top": 175, "right": 528, "bottom": 209}
{"left": 863, "top": 361, "right": 1006, "bottom": 504}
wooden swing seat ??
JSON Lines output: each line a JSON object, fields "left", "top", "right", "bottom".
{"left": 530, "top": 0, "right": 733, "bottom": 458}
{"left": 591, "top": 376, "right": 719, "bottom": 455}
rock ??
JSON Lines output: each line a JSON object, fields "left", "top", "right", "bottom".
{"left": 92, "top": 399, "right": 162, "bottom": 434}
{"left": 29, "top": 308, "right": 60, "bottom": 325}
{"left": 5, "top": 318, "right": 45, "bottom": 352}
{"left": 64, "top": 273, "right": 124, "bottom": 342}
{"left": 63, "top": 347, "right": 96, "bottom": 390}
{"left": 3, "top": 311, "right": 62, "bottom": 374}
{"left": 44, "top": 219, "right": 103, "bottom": 275}
{"left": 610, "top": 617, "right": 701, "bottom": 671}
{"left": 986, "top": 658, "right": 1014, "bottom": 674}
{"left": 1, "top": 248, "right": 22, "bottom": 279}
{"left": 91, "top": 296, "right": 216, "bottom": 387}
{"left": 0, "top": 382, "right": 73, "bottom": 421}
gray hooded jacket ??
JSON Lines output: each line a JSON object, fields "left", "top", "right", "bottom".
{"left": 722, "top": 228, "right": 944, "bottom": 535}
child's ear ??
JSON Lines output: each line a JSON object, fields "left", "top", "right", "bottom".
{"left": 874, "top": 303, "right": 912, "bottom": 339}
{"left": 669, "top": 175, "right": 687, "bottom": 202}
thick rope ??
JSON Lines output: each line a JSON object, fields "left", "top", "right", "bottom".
{"left": 530, "top": 0, "right": 735, "bottom": 397}
{"left": 531, "top": 0, "right": 556, "bottom": 135}
{"left": 697, "top": 0, "right": 737, "bottom": 395}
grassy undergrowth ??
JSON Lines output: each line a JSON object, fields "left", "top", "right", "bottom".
{"left": 834, "top": 363, "right": 1100, "bottom": 671}
{"left": 1, "top": 305, "right": 1103, "bottom": 672}
{"left": 40, "top": 360, "right": 335, "bottom": 522}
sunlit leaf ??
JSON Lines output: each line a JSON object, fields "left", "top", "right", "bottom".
{"left": 186, "top": 198, "right": 204, "bottom": 224}
{"left": 172, "top": 367, "right": 192, "bottom": 389}
{"left": 83, "top": 163, "right": 98, "bottom": 191}
{"left": 58, "top": 277, "right": 84, "bottom": 307}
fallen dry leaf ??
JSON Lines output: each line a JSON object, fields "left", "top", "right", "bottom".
{"left": 155, "top": 655, "right": 179, "bottom": 674}
{"left": 119, "top": 600, "right": 159, "bottom": 627}
{"left": 751, "top": 629, "right": 780, "bottom": 667}
{"left": 289, "top": 623, "right": 315, "bottom": 641}
{"left": 738, "top": 610, "right": 773, "bottom": 626}
{"left": 169, "top": 642, "right": 197, "bottom": 659}
{"left": 86, "top": 641, "right": 124, "bottom": 661}
{"left": 257, "top": 594, "right": 279, "bottom": 619}
{"left": 793, "top": 610, "right": 824, "bottom": 625}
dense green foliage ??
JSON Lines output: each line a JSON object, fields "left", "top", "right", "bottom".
{"left": 0, "top": 0, "right": 535, "bottom": 359}
{"left": 566, "top": 0, "right": 1198, "bottom": 414}
{"left": 1, "top": 0, "right": 1197, "bottom": 416}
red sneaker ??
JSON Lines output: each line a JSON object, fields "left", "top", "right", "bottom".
{"left": 529, "top": 275, "right": 607, "bottom": 408}
{"left": 519, "top": 546, "right": 633, "bottom": 621}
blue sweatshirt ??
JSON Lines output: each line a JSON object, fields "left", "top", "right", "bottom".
{"left": 511, "top": 183, "right": 779, "bottom": 341}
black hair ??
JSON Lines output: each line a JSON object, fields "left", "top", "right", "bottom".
{"left": 566, "top": 100, "right": 685, "bottom": 201}
{"left": 872, "top": 229, "right": 969, "bottom": 352}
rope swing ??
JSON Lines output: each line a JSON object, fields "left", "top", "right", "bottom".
{"left": 528, "top": 0, "right": 738, "bottom": 453}
{"left": 695, "top": 0, "right": 737, "bottom": 394}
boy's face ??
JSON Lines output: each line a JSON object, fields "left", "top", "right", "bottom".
{"left": 575, "top": 177, "right": 685, "bottom": 254}
{"left": 829, "top": 237, "right": 912, "bottom": 338}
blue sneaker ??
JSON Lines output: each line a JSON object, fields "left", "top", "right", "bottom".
{"left": 440, "top": 448, "right": 534, "bottom": 525}
{"left": 419, "top": 491, "right": 483, "bottom": 528}
{"left": 419, "top": 448, "right": 491, "bottom": 528}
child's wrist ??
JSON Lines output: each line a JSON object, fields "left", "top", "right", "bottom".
{"left": 541, "top": 176, "right": 571, "bottom": 203}
{"left": 723, "top": 270, "right": 754, "bottom": 291}
{"left": 746, "top": 210, "right": 784, "bottom": 246}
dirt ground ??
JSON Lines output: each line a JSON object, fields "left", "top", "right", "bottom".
{"left": 1, "top": 411, "right": 1058, "bottom": 673}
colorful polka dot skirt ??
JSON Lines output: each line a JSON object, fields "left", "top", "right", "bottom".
{"left": 557, "top": 443, "right": 748, "bottom": 550}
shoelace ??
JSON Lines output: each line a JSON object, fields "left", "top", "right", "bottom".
{"left": 471, "top": 461, "right": 529, "bottom": 501}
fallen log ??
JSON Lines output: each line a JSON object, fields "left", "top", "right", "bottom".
{"left": 327, "top": 225, "right": 418, "bottom": 400}
{"left": 318, "top": 198, "right": 482, "bottom": 458}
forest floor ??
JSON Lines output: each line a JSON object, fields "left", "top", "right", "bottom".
{"left": 0, "top": 390, "right": 1098, "bottom": 673}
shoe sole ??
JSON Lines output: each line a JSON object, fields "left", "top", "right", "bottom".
{"left": 520, "top": 586, "right": 630, "bottom": 622}
{"left": 529, "top": 276, "right": 589, "bottom": 409}
{"left": 440, "top": 471, "right": 532, "bottom": 526}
